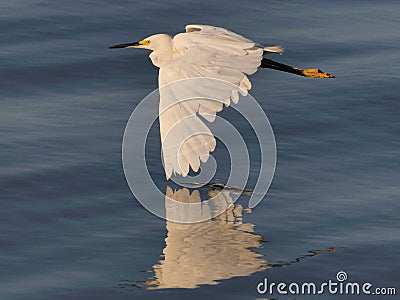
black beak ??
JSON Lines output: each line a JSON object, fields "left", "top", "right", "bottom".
{"left": 109, "top": 41, "right": 140, "bottom": 49}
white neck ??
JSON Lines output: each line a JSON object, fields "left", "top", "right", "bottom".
{"left": 149, "top": 51, "right": 173, "bottom": 68}
{"left": 148, "top": 36, "right": 174, "bottom": 68}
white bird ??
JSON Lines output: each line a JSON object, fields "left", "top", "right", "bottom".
{"left": 110, "top": 24, "right": 334, "bottom": 179}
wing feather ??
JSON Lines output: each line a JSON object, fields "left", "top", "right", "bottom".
{"left": 159, "top": 25, "right": 264, "bottom": 179}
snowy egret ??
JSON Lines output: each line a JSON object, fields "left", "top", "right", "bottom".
{"left": 110, "top": 24, "right": 334, "bottom": 179}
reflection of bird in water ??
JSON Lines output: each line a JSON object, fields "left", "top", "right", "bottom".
{"left": 146, "top": 186, "right": 266, "bottom": 289}
{"left": 115, "top": 186, "right": 335, "bottom": 290}
{"left": 139, "top": 186, "right": 335, "bottom": 290}
{"left": 110, "top": 25, "right": 334, "bottom": 179}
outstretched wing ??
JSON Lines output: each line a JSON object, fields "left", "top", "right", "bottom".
{"left": 159, "top": 24, "right": 264, "bottom": 179}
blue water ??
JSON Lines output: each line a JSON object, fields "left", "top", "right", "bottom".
{"left": 1, "top": 0, "right": 399, "bottom": 299}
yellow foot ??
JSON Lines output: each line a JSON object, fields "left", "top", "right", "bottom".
{"left": 302, "top": 68, "right": 335, "bottom": 78}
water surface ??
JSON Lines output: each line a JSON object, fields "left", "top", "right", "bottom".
{"left": 1, "top": 0, "right": 399, "bottom": 299}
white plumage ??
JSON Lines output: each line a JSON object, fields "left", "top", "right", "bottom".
{"left": 118, "top": 25, "right": 273, "bottom": 179}
{"left": 110, "top": 24, "right": 332, "bottom": 179}
{"left": 158, "top": 25, "right": 270, "bottom": 179}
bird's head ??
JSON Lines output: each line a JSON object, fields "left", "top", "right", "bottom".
{"left": 109, "top": 34, "right": 172, "bottom": 51}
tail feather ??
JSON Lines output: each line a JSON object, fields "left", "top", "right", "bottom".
{"left": 263, "top": 45, "right": 285, "bottom": 54}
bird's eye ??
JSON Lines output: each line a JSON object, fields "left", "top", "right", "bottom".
{"left": 140, "top": 40, "right": 150, "bottom": 46}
